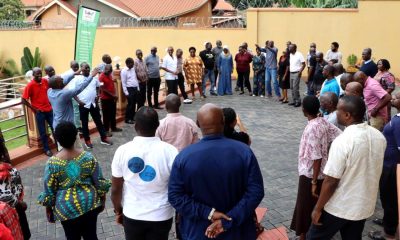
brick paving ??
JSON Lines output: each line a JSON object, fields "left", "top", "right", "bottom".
{"left": 18, "top": 82, "right": 384, "bottom": 240}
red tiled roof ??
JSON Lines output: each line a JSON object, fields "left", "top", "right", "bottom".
{"left": 118, "top": 0, "right": 209, "bottom": 19}
{"left": 100, "top": 0, "right": 138, "bottom": 17}
{"left": 27, "top": 0, "right": 77, "bottom": 21}
{"left": 21, "top": 0, "right": 51, "bottom": 7}
{"left": 213, "top": 0, "right": 235, "bottom": 11}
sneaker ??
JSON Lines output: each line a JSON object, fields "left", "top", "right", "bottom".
{"left": 85, "top": 140, "right": 93, "bottom": 149}
{"left": 210, "top": 92, "right": 218, "bottom": 96}
{"left": 202, "top": 94, "right": 207, "bottom": 98}
{"left": 105, "top": 131, "right": 113, "bottom": 137}
{"left": 101, "top": 137, "right": 113, "bottom": 146}
{"left": 111, "top": 128, "right": 123, "bottom": 132}
{"left": 125, "top": 120, "right": 135, "bottom": 124}
{"left": 252, "top": 94, "right": 256, "bottom": 97}
{"left": 44, "top": 150, "right": 53, "bottom": 157}
{"left": 234, "top": 87, "right": 239, "bottom": 91}
{"left": 260, "top": 95, "right": 264, "bottom": 98}
{"left": 239, "top": 91, "right": 244, "bottom": 95}
{"left": 183, "top": 99, "right": 193, "bottom": 104}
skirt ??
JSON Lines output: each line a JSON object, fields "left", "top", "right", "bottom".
{"left": 290, "top": 175, "right": 323, "bottom": 236}
{"left": 279, "top": 75, "right": 290, "bottom": 89}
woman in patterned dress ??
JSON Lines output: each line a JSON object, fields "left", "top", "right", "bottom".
{"left": 183, "top": 47, "right": 204, "bottom": 100}
{"left": 0, "top": 129, "right": 30, "bottom": 240}
{"left": 374, "top": 59, "right": 395, "bottom": 121}
{"left": 38, "top": 121, "right": 111, "bottom": 240}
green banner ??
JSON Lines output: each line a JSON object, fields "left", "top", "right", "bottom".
{"left": 74, "top": 6, "right": 100, "bottom": 67}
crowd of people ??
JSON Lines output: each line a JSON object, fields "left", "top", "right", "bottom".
{"left": 0, "top": 38, "right": 398, "bottom": 240}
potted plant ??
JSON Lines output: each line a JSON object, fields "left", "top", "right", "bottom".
{"left": 346, "top": 54, "right": 358, "bottom": 73}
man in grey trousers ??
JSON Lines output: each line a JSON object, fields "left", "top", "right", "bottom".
{"left": 287, "top": 44, "right": 306, "bottom": 107}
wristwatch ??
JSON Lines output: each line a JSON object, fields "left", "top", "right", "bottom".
{"left": 208, "top": 208, "right": 216, "bottom": 220}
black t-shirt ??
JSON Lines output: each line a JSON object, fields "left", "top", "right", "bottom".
{"left": 313, "top": 60, "right": 328, "bottom": 86}
{"left": 199, "top": 50, "right": 215, "bottom": 70}
{"left": 224, "top": 127, "right": 250, "bottom": 145}
{"left": 308, "top": 55, "right": 317, "bottom": 82}
{"left": 360, "top": 61, "right": 378, "bottom": 78}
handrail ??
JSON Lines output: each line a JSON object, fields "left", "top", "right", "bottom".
{"left": 0, "top": 100, "right": 30, "bottom": 148}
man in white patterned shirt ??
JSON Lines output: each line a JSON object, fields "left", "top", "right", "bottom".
{"left": 307, "top": 95, "right": 386, "bottom": 240}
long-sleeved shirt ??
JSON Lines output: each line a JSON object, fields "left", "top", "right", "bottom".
{"left": 168, "top": 134, "right": 264, "bottom": 240}
{"left": 48, "top": 74, "right": 93, "bottom": 128}
{"left": 121, "top": 67, "right": 139, "bottom": 96}
{"left": 134, "top": 59, "right": 148, "bottom": 83}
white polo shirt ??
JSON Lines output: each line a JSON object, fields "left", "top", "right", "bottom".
{"left": 162, "top": 54, "right": 178, "bottom": 80}
{"left": 111, "top": 136, "right": 178, "bottom": 221}
{"left": 289, "top": 51, "right": 305, "bottom": 73}
{"left": 323, "top": 123, "right": 386, "bottom": 221}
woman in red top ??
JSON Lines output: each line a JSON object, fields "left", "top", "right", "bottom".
{"left": 99, "top": 64, "right": 122, "bottom": 136}
{"left": 235, "top": 45, "right": 253, "bottom": 95}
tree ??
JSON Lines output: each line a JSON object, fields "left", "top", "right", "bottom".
{"left": 0, "top": 0, "right": 25, "bottom": 21}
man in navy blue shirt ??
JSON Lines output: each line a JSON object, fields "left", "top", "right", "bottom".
{"left": 168, "top": 103, "right": 264, "bottom": 240}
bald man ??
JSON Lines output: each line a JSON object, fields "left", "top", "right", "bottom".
{"left": 354, "top": 71, "right": 392, "bottom": 131}
{"left": 168, "top": 103, "right": 264, "bottom": 240}
{"left": 345, "top": 82, "right": 369, "bottom": 123}
{"left": 145, "top": 46, "right": 162, "bottom": 109}
{"left": 340, "top": 73, "right": 353, "bottom": 92}
{"left": 156, "top": 94, "right": 199, "bottom": 152}
{"left": 320, "top": 92, "right": 345, "bottom": 130}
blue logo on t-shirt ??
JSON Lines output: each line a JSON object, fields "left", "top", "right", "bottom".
{"left": 139, "top": 165, "right": 156, "bottom": 182}
{"left": 128, "top": 157, "right": 145, "bottom": 173}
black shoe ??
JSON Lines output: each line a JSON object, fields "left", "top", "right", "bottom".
{"left": 234, "top": 87, "right": 239, "bottom": 91}
{"left": 202, "top": 94, "right": 207, "bottom": 98}
{"left": 372, "top": 218, "right": 384, "bottom": 226}
{"left": 125, "top": 120, "right": 135, "bottom": 124}
{"left": 239, "top": 91, "right": 244, "bottom": 95}
{"left": 154, "top": 106, "right": 163, "bottom": 110}
{"left": 368, "top": 230, "right": 386, "bottom": 240}
{"left": 288, "top": 102, "right": 295, "bottom": 106}
{"left": 112, "top": 128, "right": 123, "bottom": 132}
{"left": 210, "top": 92, "right": 218, "bottom": 96}
{"left": 294, "top": 103, "right": 301, "bottom": 107}
{"left": 45, "top": 150, "right": 53, "bottom": 157}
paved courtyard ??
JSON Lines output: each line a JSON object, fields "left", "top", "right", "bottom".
{"left": 18, "top": 84, "right": 384, "bottom": 240}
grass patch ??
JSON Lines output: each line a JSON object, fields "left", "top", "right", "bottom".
{"left": 0, "top": 117, "right": 27, "bottom": 150}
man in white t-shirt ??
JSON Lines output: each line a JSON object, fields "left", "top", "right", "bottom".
{"left": 307, "top": 95, "right": 386, "bottom": 240}
{"left": 161, "top": 46, "right": 179, "bottom": 95}
{"left": 287, "top": 44, "right": 306, "bottom": 107}
{"left": 325, "top": 42, "right": 342, "bottom": 64}
{"left": 111, "top": 106, "right": 178, "bottom": 240}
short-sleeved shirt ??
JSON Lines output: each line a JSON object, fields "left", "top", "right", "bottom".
{"left": 111, "top": 136, "right": 178, "bottom": 221}
{"left": 382, "top": 114, "right": 400, "bottom": 168}
{"left": 22, "top": 78, "right": 52, "bottom": 112}
{"left": 134, "top": 59, "right": 148, "bottom": 83}
{"left": 235, "top": 52, "right": 253, "bottom": 72}
{"left": 289, "top": 52, "right": 305, "bottom": 72}
{"left": 156, "top": 113, "right": 199, "bottom": 152}
{"left": 162, "top": 55, "right": 178, "bottom": 80}
{"left": 363, "top": 76, "right": 388, "bottom": 119}
{"left": 77, "top": 76, "right": 100, "bottom": 109}
{"left": 183, "top": 56, "right": 203, "bottom": 84}
{"left": 323, "top": 123, "right": 386, "bottom": 220}
{"left": 374, "top": 71, "right": 395, "bottom": 91}
{"left": 320, "top": 78, "right": 341, "bottom": 97}
{"left": 325, "top": 50, "right": 342, "bottom": 64}
{"left": 145, "top": 54, "right": 160, "bottom": 78}
{"left": 199, "top": 50, "right": 215, "bottom": 70}
{"left": 99, "top": 73, "right": 115, "bottom": 100}
{"left": 298, "top": 117, "right": 342, "bottom": 179}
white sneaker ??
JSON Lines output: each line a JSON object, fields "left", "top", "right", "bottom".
{"left": 183, "top": 99, "right": 193, "bottom": 104}
{"left": 252, "top": 94, "right": 256, "bottom": 97}
{"left": 260, "top": 95, "right": 264, "bottom": 98}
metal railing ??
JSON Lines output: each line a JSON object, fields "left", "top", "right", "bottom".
{"left": 0, "top": 100, "right": 29, "bottom": 149}
{"left": 0, "top": 76, "right": 27, "bottom": 101}
{"left": 0, "top": 16, "right": 246, "bottom": 30}
{"left": 0, "top": 76, "right": 28, "bottom": 101}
